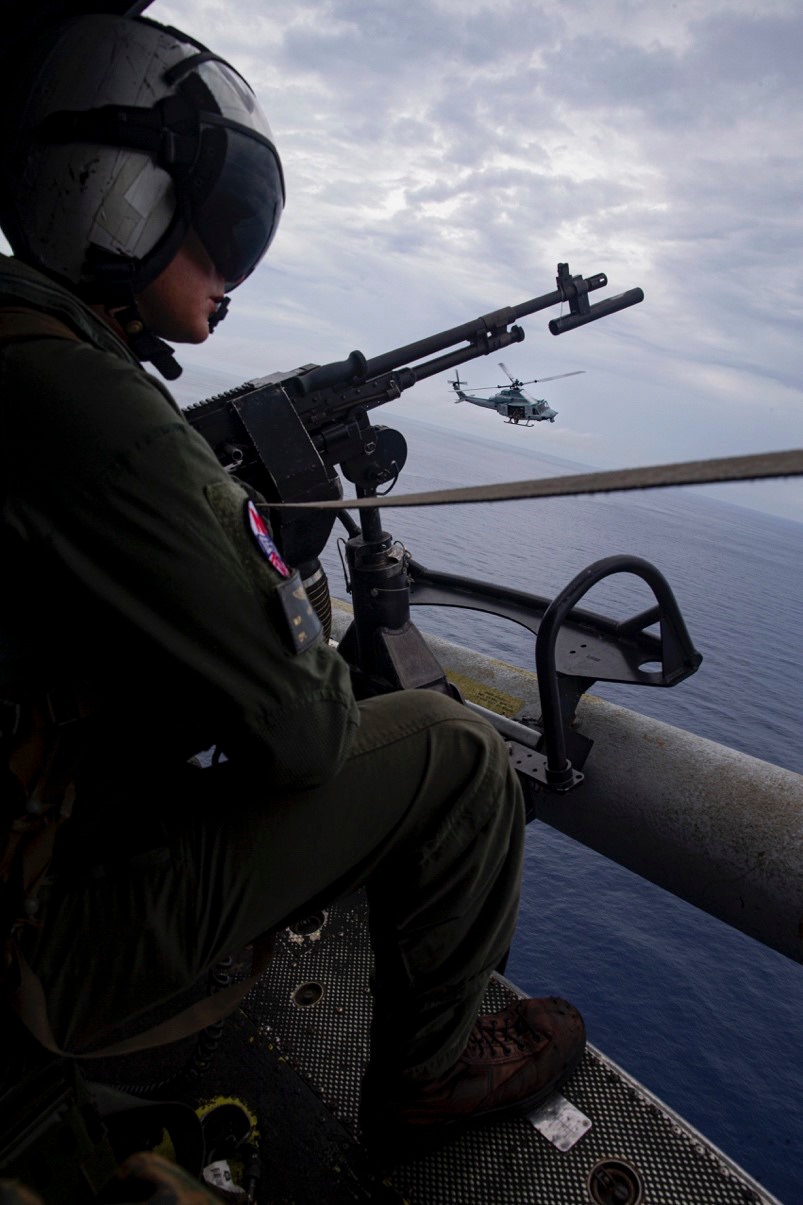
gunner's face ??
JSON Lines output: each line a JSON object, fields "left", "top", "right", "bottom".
{"left": 137, "top": 229, "right": 227, "bottom": 344}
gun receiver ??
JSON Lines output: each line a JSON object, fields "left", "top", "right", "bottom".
{"left": 185, "top": 263, "right": 643, "bottom": 565}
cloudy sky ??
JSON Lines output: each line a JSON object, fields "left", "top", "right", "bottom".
{"left": 16, "top": 0, "right": 803, "bottom": 518}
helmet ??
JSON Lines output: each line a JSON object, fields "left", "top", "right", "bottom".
{"left": 0, "top": 14, "right": 285, "bottom": 300}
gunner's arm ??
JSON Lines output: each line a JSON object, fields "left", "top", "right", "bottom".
{"left": 3, "top": 336, "right": 360, "bottom": 791}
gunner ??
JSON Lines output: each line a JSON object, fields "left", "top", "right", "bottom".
{"left": 0, "top": 11, "right": 584, "bottom": 1173}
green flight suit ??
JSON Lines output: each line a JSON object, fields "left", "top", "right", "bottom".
{"left": 0, "top": 254, "right": 525, "bottom": 1080}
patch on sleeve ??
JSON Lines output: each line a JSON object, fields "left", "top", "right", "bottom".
{"left": 276, "top": 570, "right": 323, "bottom": 653}
{"left": 246, "top": 499, "right": 290, "bottom": 578}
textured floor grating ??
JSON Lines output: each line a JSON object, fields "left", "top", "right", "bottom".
{"left": 245, "top": 892, "right": 778, "bottom": 1205}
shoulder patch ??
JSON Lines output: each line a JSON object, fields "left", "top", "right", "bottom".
{"left": 246, "top": 499, "right": 290, "bottom": 578}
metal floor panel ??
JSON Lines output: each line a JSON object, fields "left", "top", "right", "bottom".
{"left": 244, "top": 892, "right": 779, "bottom": 1205}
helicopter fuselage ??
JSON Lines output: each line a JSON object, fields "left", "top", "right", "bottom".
{"left": 452, "top": 385, "right": 557, "bottom": 425}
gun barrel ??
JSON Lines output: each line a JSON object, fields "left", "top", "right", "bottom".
{"left": 401, "top": 326, "right": 526, "bottom": 386}
{"left": 549, "top": 288, "right": 645, "bottom": 335}
{"left": 362, "top": 309, "right": 515, "bottom": 380}
{"left": 362, "top": 272, "right": 610, "bottom": 380}
{"left": 513, "top": 272, "right": 608, "bottom": 323}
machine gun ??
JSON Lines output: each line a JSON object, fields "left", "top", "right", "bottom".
{"left": 187, "top": 263, "right": 701, "bottom": 794}
{"left": 186, "top": 264, "right": 643, "bottom": 564}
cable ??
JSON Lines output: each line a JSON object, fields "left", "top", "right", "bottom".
{"left": 272, "top": 448, "right": 803, "bottom": 510}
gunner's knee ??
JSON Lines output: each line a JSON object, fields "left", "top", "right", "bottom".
{"left": 407, "top": 689, "right": 521, "bottom": 809}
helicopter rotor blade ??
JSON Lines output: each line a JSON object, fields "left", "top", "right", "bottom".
{"left": 498, "top": 361, "right": 516, "bottom": 384}
{"left": 521, "top": 371, "right": 586, "bottom": 385}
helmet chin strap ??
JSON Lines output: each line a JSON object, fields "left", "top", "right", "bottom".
{"left": 114, "top": 294, "right": 230, "bottom": 380}
{"left": 116, "top": 302, "right": 183, "bottom": 380}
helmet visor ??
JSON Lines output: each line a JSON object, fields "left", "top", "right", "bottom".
{"left": 186, "top": 59, "right": 285, "bottom": 288}
{"left": 193, "top": 123, "right": 284, "bottom": 288}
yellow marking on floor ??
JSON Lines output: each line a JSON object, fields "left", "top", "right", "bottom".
{"left": 195, "top": 1095, "right": 260, "bottom": 1138}
{"left": 445, "top": 669, "right": 524, "bottom": 717}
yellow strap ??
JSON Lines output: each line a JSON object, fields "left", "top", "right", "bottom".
{"left": 0, "top": 305, "right": 81, "bottom": 344}
{"left": 5, "top": 933, "right": 276, "bottom": 1059}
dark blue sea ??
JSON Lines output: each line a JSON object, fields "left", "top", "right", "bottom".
{"left": 178, "top": 371, "right": 802, "bottom": 1203}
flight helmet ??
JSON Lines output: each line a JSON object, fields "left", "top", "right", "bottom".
{"left": 0, "top": 14, "right": 285, "bottom": 373}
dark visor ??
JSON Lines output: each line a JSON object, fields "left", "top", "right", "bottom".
{"left": 192, "top": 125, "right": 284, "bottom": 289}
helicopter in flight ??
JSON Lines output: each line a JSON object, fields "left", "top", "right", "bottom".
{"left": 450, "top": 362, "right": 584, "bottom": 426}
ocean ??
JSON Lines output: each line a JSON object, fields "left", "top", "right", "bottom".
{"left": 177, "top": 371, "right": 802, "bottom": 1203}
{"left": 319, "top": 413, "right": 803, "bottom": 1205}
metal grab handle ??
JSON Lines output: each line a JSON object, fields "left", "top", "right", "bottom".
{"left": 535, "top": 555, "right": 702, "bottom": 788}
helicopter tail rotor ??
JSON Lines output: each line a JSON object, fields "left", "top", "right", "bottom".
{"left": 450, "top": 370, "right": 467, "bottom": 399}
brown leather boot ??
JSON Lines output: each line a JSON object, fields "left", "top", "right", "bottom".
{"left": 360, "top": 996, "right": 585, "bottom": 1162}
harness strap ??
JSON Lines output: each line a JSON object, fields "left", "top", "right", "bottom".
{"left": 5, "top": 932, "right": 275, "bottom": 1059}
{"left": 0, "top": 305, "right": 82, "bottom": 344}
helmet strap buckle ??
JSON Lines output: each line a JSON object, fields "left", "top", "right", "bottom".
{"left": 117, "top": 304, "right": 183, "bottom": 380}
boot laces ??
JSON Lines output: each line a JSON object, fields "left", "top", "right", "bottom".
{"left": 466, "top": 1011, "right": 531, "bottom": 1059}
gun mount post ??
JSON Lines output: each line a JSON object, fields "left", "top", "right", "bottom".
{"left": 336, "top": 494, "right": 459, "bottom": 699}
